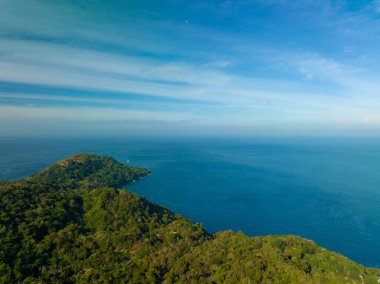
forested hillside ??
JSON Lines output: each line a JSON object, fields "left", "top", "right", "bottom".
{"left": 0, "top": 154, "right": 378, "bottom": 283}
{"left": 28, "top": 153, "right": 150, "bottom": 190}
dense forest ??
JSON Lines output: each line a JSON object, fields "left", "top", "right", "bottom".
{"left": 0, "top": 154, "right": 379, "bottom": 283}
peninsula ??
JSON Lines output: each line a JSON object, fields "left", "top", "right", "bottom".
{"left": 0, "top": 154, "right": 379, "bottom": 283}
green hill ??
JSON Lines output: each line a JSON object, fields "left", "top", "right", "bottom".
{"left": 0, "top": 154, "right": 379, "bottom": 283}
{"left": 28, "top": 153, "right": 150, "bottom": 190}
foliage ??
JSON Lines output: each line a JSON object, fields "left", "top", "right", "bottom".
{"left": 28, "top": 153, "right": 150, "bottom": 190}
{"left": 167, "top": 231, "right": 379, "bottom": 283}
{"left": 0, "top": 154, "right": 379, "bottom": 283}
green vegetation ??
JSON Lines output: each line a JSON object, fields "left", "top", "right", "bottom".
{"left": 0, "top": 154, "right": 379, "bottom": 283}
{"left": 28, "top": 153, "right": 150, "bottom": 190}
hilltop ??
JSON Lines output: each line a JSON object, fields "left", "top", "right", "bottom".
{"left": 0, "top": 154, "right": 379, "bottom": 283}
{"left": 28, "top": 153, "right": 150, "bottom": 190}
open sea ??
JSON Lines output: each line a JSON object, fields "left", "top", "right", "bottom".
{"left": 0, "top": 136, "right": 379, "bottom": 267}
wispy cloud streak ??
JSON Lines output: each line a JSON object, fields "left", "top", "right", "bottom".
{"left": 1, "top": 0, "right": 380, "bottom": 135}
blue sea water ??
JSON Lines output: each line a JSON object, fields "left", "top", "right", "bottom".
{"left": 0, "top": 136, "right": 380, "bottom": 267}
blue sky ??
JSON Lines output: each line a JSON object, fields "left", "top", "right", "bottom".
{"left": 1, "top": 0, "right": 380, "bottom": 136}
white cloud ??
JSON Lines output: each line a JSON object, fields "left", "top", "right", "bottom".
{"left": 0, "top": 105, "right": 199, "bottom": 122}
{"left": 1, "top": 0, "right": 380, "bottom": 135}
{"left": 296, "top": 55, "right": 351, "bottom": 81}
{"left": 0, "top": 39, "right": 232, "bottom": 87}
{"left": 0, "top": 38, "right": 348, "bottom": 109}
{"left": 2, "top": 37, "right": 380, "bottom": 130}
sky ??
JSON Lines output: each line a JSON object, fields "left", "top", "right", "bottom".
{"left": 1, "top": 0, "right": 380, "bottom": 136}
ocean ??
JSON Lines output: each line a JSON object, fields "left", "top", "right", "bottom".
{"left": 1, "top": 136, "right": 379, "bottom": 267}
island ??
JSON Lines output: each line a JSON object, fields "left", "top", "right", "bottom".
{"left": 0, "top": 153, "right": 379, "bottom": 283}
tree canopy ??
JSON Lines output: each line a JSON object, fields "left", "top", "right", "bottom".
{"left": 28, "top": 153, "right": 150, "bottom": 190}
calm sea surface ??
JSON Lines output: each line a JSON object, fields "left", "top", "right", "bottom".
{"left": 1, "top": 136, "right": 379, "bottom": 267}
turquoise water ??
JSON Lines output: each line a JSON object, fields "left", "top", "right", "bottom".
{"left": 1, "top": 136, "right": 380, "bottom": 267}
